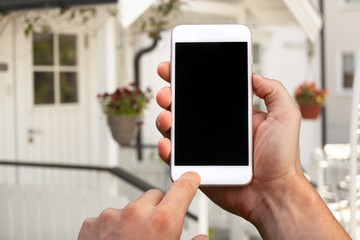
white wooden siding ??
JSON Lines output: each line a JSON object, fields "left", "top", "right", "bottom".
{"left": 0, "top": 183, "right": 129, "bottom": 240}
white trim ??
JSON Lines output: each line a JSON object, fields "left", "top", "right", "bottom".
{"left": 54, "top": 34, "right": 60, "bottom": 104}
{"left": 282, "top": 0, "right": 322, "bottom": 43}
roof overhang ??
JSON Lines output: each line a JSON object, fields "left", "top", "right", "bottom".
{"left": 0, "top": 0, "right": 117, "bottom": 14}
{"left": 121, "top": 0, "right": 322, "bottom": 43}
{"left": 282, "top": 0, "right": 322, "bottom": 43}
{"left": 118, "top": 0, "right": 156, "bottom": 28}
{"left": 181, "top": 0, "right": 322, "bottom": 43}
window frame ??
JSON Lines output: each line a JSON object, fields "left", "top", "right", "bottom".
{"left": 336, "top": 50, "right": 356, "bottom": 96}
{"left": 32, "top": 32, "right": 79, "bottom": 107}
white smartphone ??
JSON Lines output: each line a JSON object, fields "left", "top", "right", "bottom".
{"left": 170, "top": 24, "right": 253, "bottom": 185}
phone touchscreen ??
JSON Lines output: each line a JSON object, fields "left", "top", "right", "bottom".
{"left": 174, "top": 42, "right": 249, "bottom": 166}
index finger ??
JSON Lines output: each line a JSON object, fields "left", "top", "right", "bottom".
{"left": 157, "top": 62, "right": 171, "bottom": 83}
{"left": 159, "top": 172, "right": 200, "bottom": 218}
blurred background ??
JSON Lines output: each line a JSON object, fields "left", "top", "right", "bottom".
{"left": 0, "top": 0, "right": 360, "bottom": 239}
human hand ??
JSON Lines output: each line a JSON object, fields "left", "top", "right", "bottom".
{"left": 156, "top": 62, "right": 303, "bottom": 220}
{"left": 156, "top": 62, "right": 351, "bottom": 239}
{"left": 78, "top": 172, "right": 208, "bottom": 240}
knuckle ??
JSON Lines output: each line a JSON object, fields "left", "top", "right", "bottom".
{"left": 98, "top": 208, "right": 117, "bottom": 223}
{"left": 272, "top": 79, "right": 284, "bottom": 88}
{"left": 148, "top": 188, "right": 164, "bottom": 197}
{"left": 81, "top": 217, "right": 95, "bottom": 228}
{"left": 122, "top": 202, "right": 141, "bottom": 218}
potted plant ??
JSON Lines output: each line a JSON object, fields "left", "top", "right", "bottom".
{"left": 295, "top": 82, "right": 327, "bottom": 119}
{"left": 98, "top": 83, "right": 152, "bottom": 145}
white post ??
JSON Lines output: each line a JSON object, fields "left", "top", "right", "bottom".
{"left": 349, "top": 50, "right": 360, "bottom": 238}
{"left": 95, "top": 8, "right": 119, "bottom": 195}
{"left": 96, "top": 8, "right": 119, "bottom": 168}
{"left": 198, "top": 192, "right": 209, "bottom": 235}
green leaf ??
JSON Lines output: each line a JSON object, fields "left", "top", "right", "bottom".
{"left": 24, "top": 23, "right": 33, "bottom": 37}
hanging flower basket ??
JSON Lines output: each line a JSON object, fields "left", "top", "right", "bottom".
{"left": 107, "top": 115, "right": 139, "bottom": 145}
{"left": 299, "top": 104, "right": 322, "bottom": 119}
{"left": 294, "top": 82, "right": 327, "bottom": 120}
{"left": 97, "top": 83, "right": 152, "bottom": 146}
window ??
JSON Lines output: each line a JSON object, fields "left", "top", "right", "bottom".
{"left": 33, "top": 33, "right": 78, "bottom": 105}
{"left": 342, "top": 52, "right": 355, "bottom": 90}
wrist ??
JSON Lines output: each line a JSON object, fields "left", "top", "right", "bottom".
{"left": 249, "top": 174, "right": 350, "bottom": 239}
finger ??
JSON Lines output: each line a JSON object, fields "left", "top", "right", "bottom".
{"left": 156, "top": 86, "right": 172, "bottom": 110}
{"left": 252, "top": 74, "right": 298, "bottom": 113}
{"left": 192, "top": 234, "right": 209, "bottom": 240}
{"left": 157, "top": 62, "right": 171, "bottom": 83}
{"left": 158, "top": 138, "right": 171, "bottom": 164}
{"left": 156, "top": 110, "right": 172, "bottom": 137}
{"left": 159, "top": 172, "right": 200, "bottom": 219}
{"left": 135, "top": 189, "right": 165, "bottom": 206}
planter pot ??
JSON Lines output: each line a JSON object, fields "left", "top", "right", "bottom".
{"left": 107, "top": 115, "right": 139, "bottom": 145}
{"left": 299, "top": 104, "right": 322, "bottom": 119}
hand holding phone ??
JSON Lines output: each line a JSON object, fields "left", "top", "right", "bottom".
{"left": 171, "top": 24, "right": 253, "bottom": 185}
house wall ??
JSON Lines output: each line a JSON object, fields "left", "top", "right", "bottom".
{"left": 0, "top": 17, "right": 16, "bottom": 161}
{"left": 0, "top": 5, "right": 126, "bottom": 190}
{"left": 252, "top": 24, "right": 322, "bottom": 171}
{"left": 324, "top": 1, "right": 360, "bottom": 143}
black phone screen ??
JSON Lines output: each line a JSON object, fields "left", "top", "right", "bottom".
{"left": 174, "top": 42, "right": 249, "bottom": 166}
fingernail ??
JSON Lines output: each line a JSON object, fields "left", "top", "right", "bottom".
{"left": 253, "top": 73, "right": 263, "bottom": 79}
{"left": 182, "top": 172, "right": 201, "bottom": 182}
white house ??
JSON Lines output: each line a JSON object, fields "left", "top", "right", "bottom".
{"left": 323, "top": 0, "right": 360, "bottom": 143}
{"left": 1, "top": 0, "right": 344, "bottom": 239}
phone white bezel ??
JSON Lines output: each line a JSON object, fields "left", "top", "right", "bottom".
{"left": 170, "top": 24, "right": 253, "bottom": 186}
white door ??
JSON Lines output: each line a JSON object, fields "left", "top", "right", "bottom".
{"left": 14, "top": 24, "right": 93, "bottom": 187}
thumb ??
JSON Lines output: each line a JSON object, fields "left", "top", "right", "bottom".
{"left": 252, "top": 73, "right": 298, "bottom": 113}
{"left": 192, "top": 234, "right": 209, "bottom": 240}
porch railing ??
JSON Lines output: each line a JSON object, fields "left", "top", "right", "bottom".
{"left": 0, "top": 160, "right": 198, "bottom": 221}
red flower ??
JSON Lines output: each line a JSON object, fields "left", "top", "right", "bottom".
{"left": 124, "top": 88, "right": 132, "bottom": 95}
{"left": 112, "top": 89, "right": 122, "bottom": 101}
{"left": 97, "top": 83, "right": 152, "bottom": 116}
{"left": 294, "top": 81, "right": 327, "bottom": 106}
